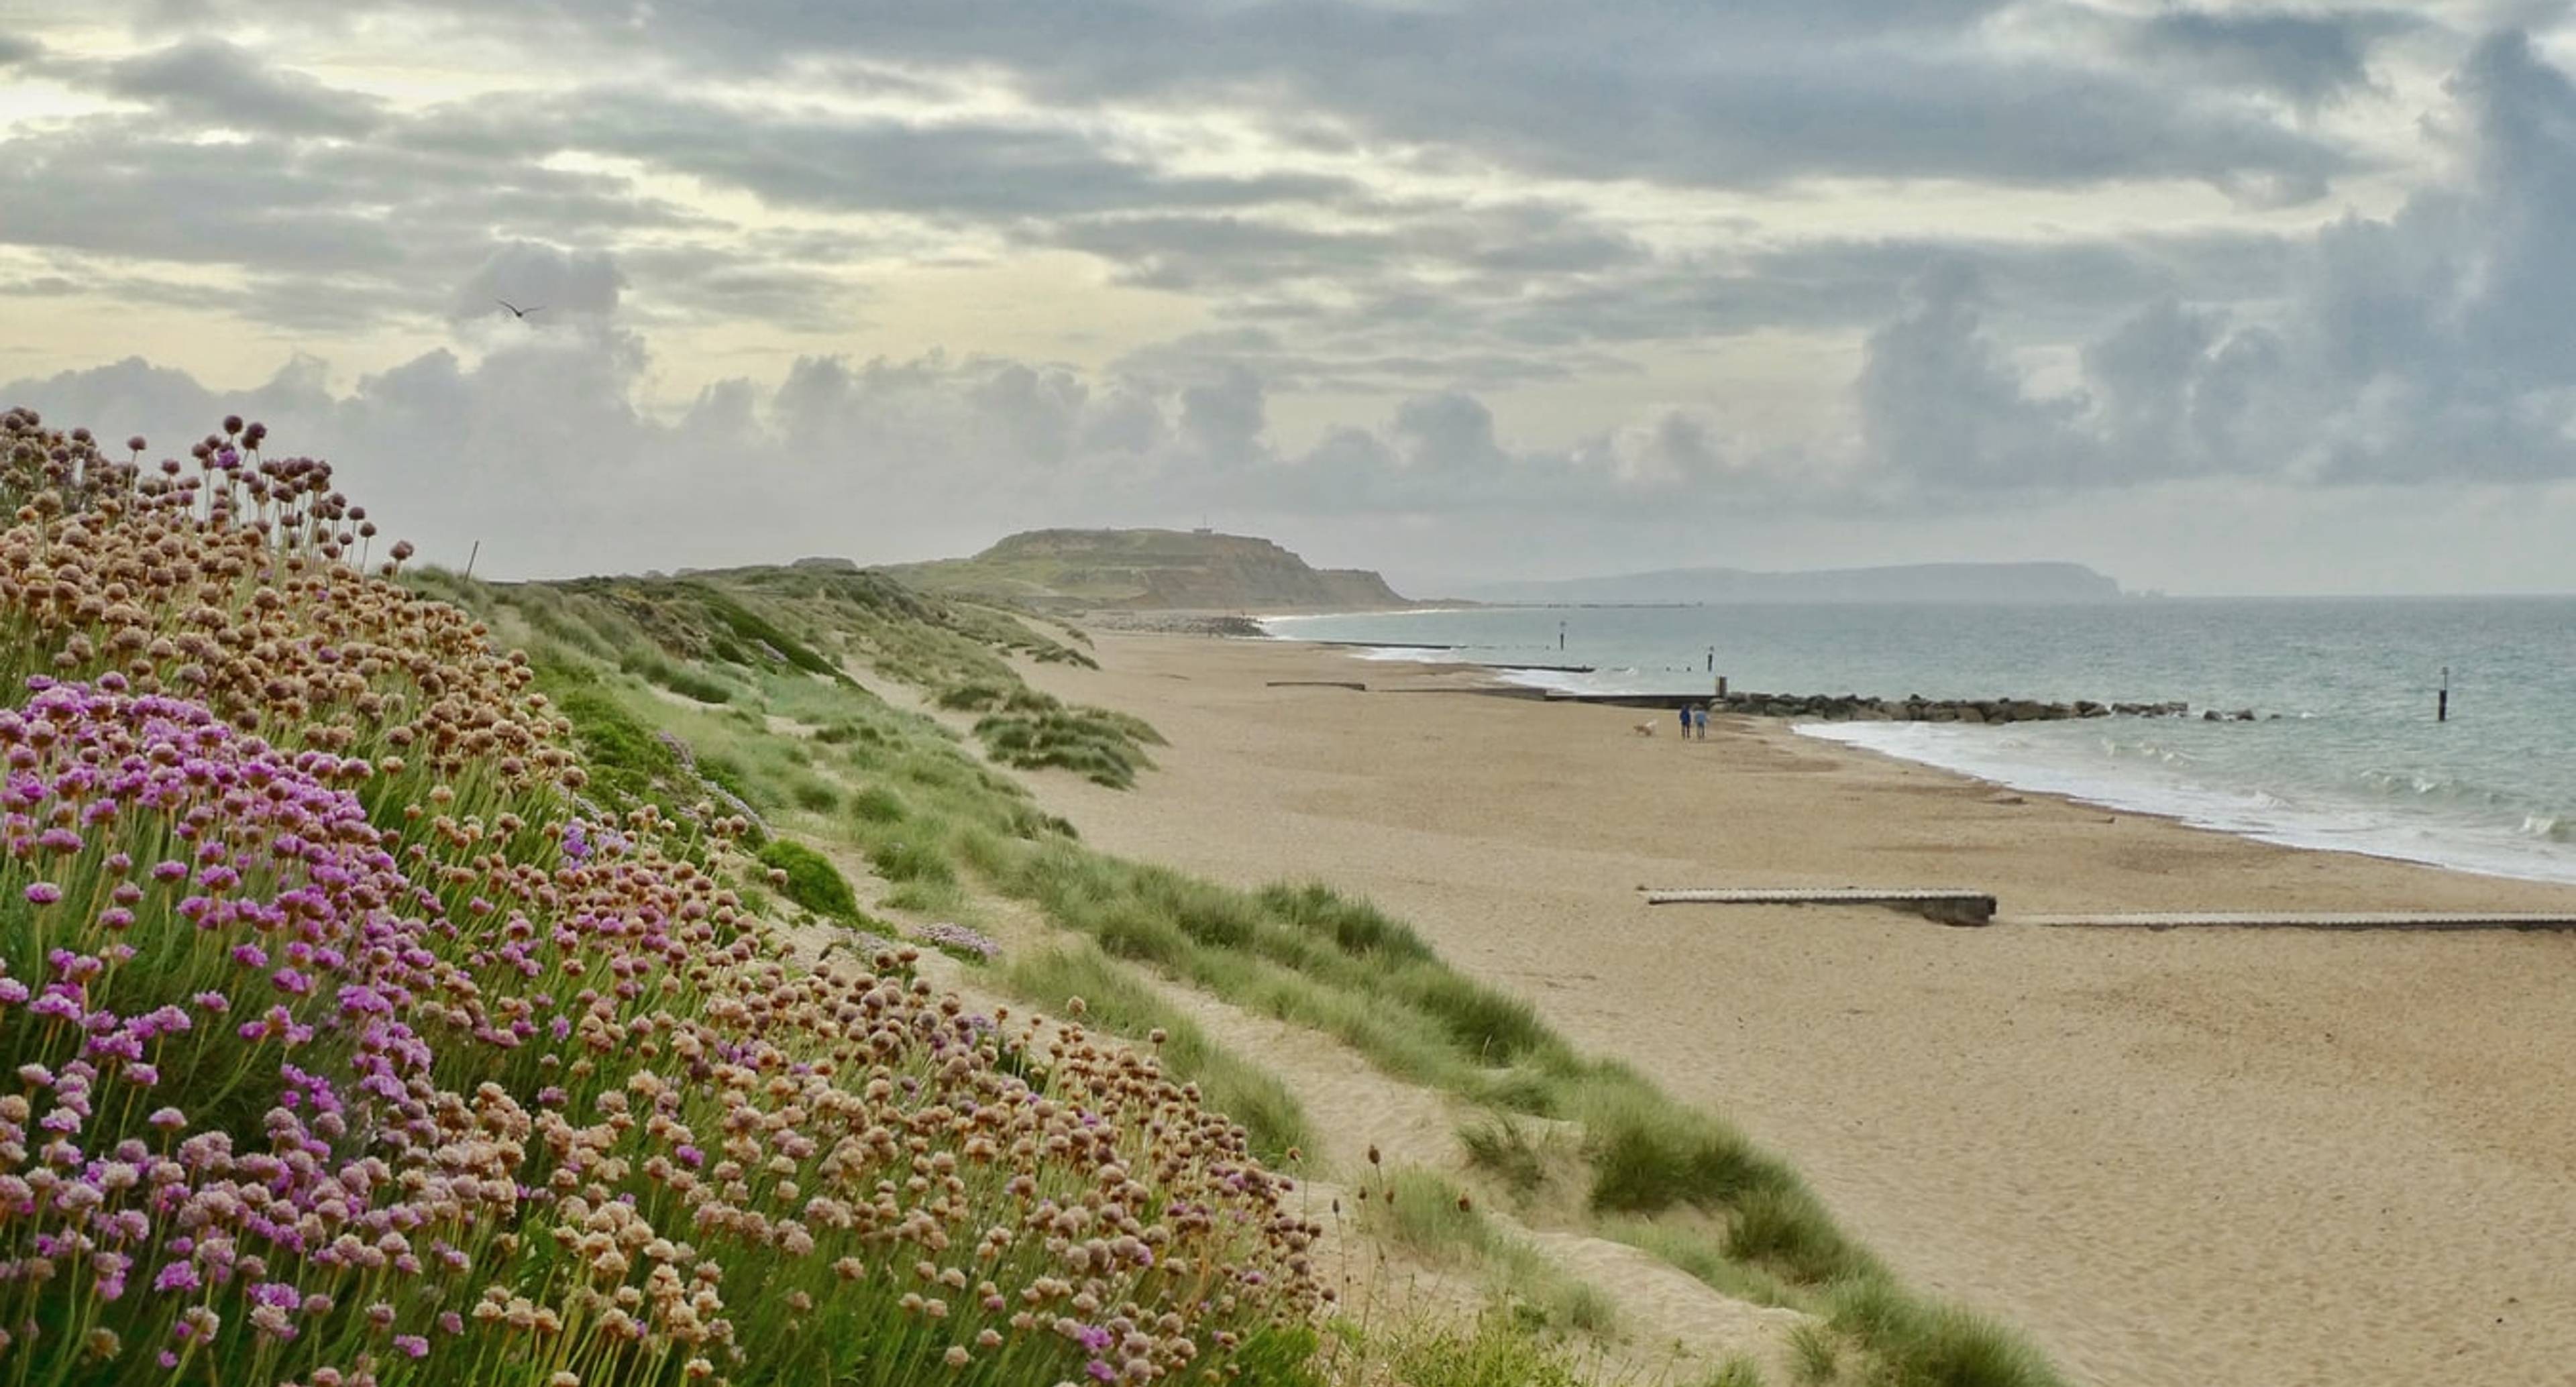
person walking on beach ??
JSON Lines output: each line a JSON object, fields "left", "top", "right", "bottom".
{"left": 1678, "top": 705, "right": 1690, "bottom": 740}
{"left": 1693, "top": 705, "right": 1708, "bottom": 739}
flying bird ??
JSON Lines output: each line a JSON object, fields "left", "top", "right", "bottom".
{"left": 495, "top": 298, "right": 545, "bottom": 319}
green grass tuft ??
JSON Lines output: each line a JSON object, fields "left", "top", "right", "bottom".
{"left": 1365, "top": 1313, "right": 1596, "bottom": 1387}
{"left": 1827, "top": 1278, "right": 2063, "bottom": 1387}
{"left": 1725, "top": 1186, "right": 1870, "bottom": 1286}
{"left": 1458, "top": 1118, "right": 1550, "bottom": 1198}
{"left": 847, "top": 784, "right": 909, "bottom": 822}
{"left": 1788, "top": 1323, "right": 1841, "bottom": 1384}
{"left": 755, "top": 839, "right": 865, "bottom": 922}
{"left": 1578, "top": 1082, "right": 1791, "bottom": 1215}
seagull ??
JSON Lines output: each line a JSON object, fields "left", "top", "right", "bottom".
{"left": 495, "top": 298, "right": 545, "bottom": 320}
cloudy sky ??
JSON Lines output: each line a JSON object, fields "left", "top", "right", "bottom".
{"left": 5, "top": 1, "right": 2576, "bottom": 594}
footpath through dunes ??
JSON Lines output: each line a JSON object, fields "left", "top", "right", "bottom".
{"left": 1010, "top": 632, "right": 2576, "bottom": 1387}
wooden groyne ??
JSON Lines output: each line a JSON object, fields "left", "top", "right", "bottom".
{"left": 2016, "top": 911, "right": 2576, "bottom": 932}
{"left": 1638, "top": 889, "right": 2576, "bottom": 932}
{"left": 1645, "top": 887, "right": 1997, "bottom": 926}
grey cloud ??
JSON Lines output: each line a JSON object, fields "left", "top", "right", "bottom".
{"left": 5, "top": 330, "right": 1834, "bottom": 582}
{"left": 2078, "top": 298, "right": 2225, "bottom": 473}
{"left": 1116, "top": 328, "right": 1593, "bottom": 393}
{"left": 1854, "top": 30, "right": 2576, "bottom": 494}
{"left": 1048, "top": 201, "right": 1649, "bottom": 298}
{"left": 428, "top": 91, "right": 1364, "bottom": 221}
{"left": 0, "top": 122, "right": 409, "bottom": 272}
{"left": 1132, "top": 226, "right": 2295, "bottom": 380}
{"left": 1178, "top": 366, "right": 1269, "bottom": 468}
{"left": 2128, "top": 9, "right": 2420, "bottom": 108}
{"left": 103, "top": 38, "right": 383, "bottom": 137}
{"left": 86, "top": 0, "right": 2353, "bottom": 194}
{"left": 1248, "top": 388, "right": 1833, "bottom": 518}
{"left": 0, "top": 113, "right": 780, "bottom": 333}
{"left": 453, "top": 242, "right": 624, "bottom": 323}
{"left": 616, "top": 247, "right": 869, "bottom": 334}
{"left": 1856, "top": 266, "right": 2092, "bottom": 491}
{"left": 760, "top": 1, "right": 2346, "bottom": 190}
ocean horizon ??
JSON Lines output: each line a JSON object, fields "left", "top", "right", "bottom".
{"left": 1264, "top": 596, "right": 2576, "bottom": 887}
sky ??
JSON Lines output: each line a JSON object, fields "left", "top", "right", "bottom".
{"left": 5, "top": 1, "right": 2576, "bottom": 596}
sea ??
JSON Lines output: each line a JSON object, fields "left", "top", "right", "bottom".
{"left": 1260, "top": 598, "right": 2576, "bottom": 885}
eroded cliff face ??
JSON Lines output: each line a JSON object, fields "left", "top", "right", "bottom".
{"left": 893, "top": 529, "right": 1413, "bottom": 611}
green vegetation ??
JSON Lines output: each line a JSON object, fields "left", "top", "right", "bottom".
{"left": 1460, "top": 1117, "right": 1554, "bottom": 1198}
{"left": 0, "top": 409, "right": 1333, "bottom": 1387}
{"left": 1365, "top": 1167, "right": 1615, "bottom": 1335}
{"left": 885, "top": 526, "right": 1409, "bottom": 611}
{"left": 1359, "top": 1311, "right": 1606, "bottom": 1387}
{"left": 1005, "top": 946, "right": 1311, "bottom": 1163}
{"left": 407, "top": 549, "right": 2062, "bottom": 1387}
{"left": 755, "top": 838, "right": 867, "bottom": 922}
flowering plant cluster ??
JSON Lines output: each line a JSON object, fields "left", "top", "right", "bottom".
{"left": 0, "top": 410, "right": 1322, "bottom": 1386}
{"left": 916, "top": 922, "right": 1004, "bottom": 963}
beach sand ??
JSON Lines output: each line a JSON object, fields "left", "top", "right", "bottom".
{"left": 1014, "top": 631, "right": 2576, "bottom": 1387}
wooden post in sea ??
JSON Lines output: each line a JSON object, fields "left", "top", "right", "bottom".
{"left": 2438, "top": 665, "right": 2449, "bottom": 722}
{"left": 1558, "top": 620, "right": 1566, "bottom": 651}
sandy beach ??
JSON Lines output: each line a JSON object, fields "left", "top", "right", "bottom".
{"left": 1016, "top": 631, "right": 2576, "bottom": 1387}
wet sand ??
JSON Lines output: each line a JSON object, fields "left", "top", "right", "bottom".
{"left": 1016, "top": 632, "right": 2576, "bottom": 1387}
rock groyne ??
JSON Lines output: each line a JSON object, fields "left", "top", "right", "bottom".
{"left": 1716, "top": 692, "right": 2193, "bottom": 723}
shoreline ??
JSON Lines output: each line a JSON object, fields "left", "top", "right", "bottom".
{"left": 1016, "top": 629, "right": 2576, "bottom": 1387}
{"left": 1257, "top": 630, "right": 2576, "bottom": 890}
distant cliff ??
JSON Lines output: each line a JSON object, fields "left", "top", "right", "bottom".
{"left": 1463, "top": 561, "right": 2123, "bottom": 605}
{"left": 885, "top": 529, "right": 1412, "bottom": 612}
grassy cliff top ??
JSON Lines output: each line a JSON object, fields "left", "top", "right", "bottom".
{"left": 883, "top": 526, "right": 1413, "bottom": 611}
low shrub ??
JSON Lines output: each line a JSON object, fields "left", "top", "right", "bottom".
{"left": 1364, "top": 1313, "right": 1597, "bottom": 1387}
{"left": 756, "top": 836, "right": 865, "bottom": 921}
{"left": 1828, "top": 1278, "right": 2063, "bottom": 1387}
{"left": 1459, "top": 1117, "right": 1552, "bottom": 1197}
{"left": 848, "top": 783, "right": 909, "bottom": 822}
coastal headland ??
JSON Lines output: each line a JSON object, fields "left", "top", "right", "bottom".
{"left": 1014, "top": 630, "right": 2576, "bottom": 1387}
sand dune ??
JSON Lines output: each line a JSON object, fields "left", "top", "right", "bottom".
{"left": 1016, "top": 632, "right": 2576, "bottom": 1387}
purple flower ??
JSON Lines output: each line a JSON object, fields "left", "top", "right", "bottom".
{"left": 23, "top": 883, "right": 61, "bottom": 906}
{"left": 394, "top": 1335, "right": 428, "bottom": 1359}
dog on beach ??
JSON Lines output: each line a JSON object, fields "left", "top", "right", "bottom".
{"left": 1631, "top": 721, "right": 1658, "bottom": 736}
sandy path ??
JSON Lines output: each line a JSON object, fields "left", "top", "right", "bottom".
{"left": 1011, "top": 632, "right": 2576, "bottom": 1387}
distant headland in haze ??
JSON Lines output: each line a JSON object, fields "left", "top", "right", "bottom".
{"left": 876, "top": 531, "right": 2125, "bottom": 611}
{"left": 1461, "top": 561, "right": 2124, "bottom": 606}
